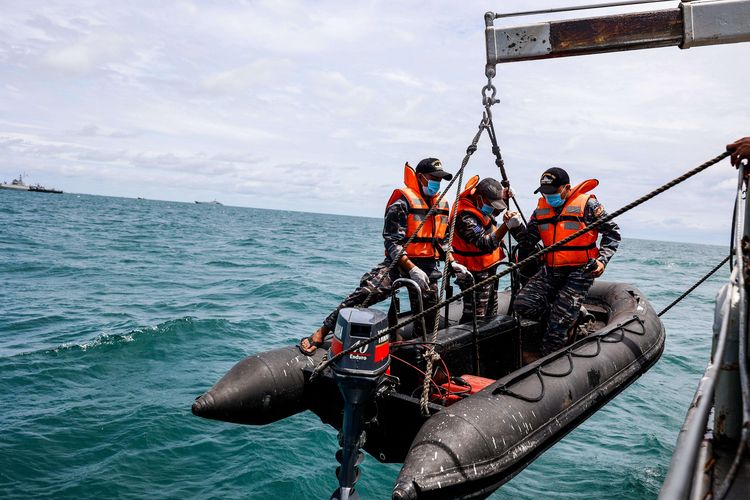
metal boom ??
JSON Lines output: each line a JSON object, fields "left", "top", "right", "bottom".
{"left": 485, "top": 0, "right": 750, "bottom": 72}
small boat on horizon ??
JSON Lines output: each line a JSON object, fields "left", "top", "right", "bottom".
{"left": 1, "top": 174, "right": 63, "bottom": 193}
{"left": 29, "top": 184, "right": 63, "bottom": 194}
{"left": 195, "top": 200, "right": 222, "bottom": 205}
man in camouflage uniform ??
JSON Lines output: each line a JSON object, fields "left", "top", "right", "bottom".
{"left": 451, "top": 177, "right": 521, "bottom": 323}
{"left": 299, "top": 158, "right": 455, "bottom": 354}
{"left": 512, "top": 167, "right": 620, "bottom": 361}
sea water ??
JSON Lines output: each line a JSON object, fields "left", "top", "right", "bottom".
{"left": 0, "top": 189, "right": 728, "bottom": 498}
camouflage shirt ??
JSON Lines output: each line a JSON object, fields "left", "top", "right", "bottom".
{"left": 383, "top": 196, "right": 448, "bottom": 269}
{"left": 455, "top": 212, "right": 503, "bottom": 253}
{"left": 513, "top": 197, "right": 620, "bottom": 265}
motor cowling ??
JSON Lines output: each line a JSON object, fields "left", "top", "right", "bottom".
{"left": 330, "top": 308, "right": 390, "bottom": 377}
{"left": 330, "top": 308, "right": 390, "bottom": 500}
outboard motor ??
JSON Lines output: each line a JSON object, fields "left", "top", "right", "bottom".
{"left": 330, "top": 307, "right": 390, "bottom": 500}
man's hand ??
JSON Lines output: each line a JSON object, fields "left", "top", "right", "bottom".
{"left": 451, "top": 261, "right": 469, "bottom": 277}
{"left": 591, "top": 259, "right": 606, "bottom": 278}
{"left": 727, "top": 137, "right": 750, "bottom": 167}
{"left": 504, "top": 211, "right": 523, "bottom": 229}
{"left": 408, "top": 266, "right": 430, "bottom": 291}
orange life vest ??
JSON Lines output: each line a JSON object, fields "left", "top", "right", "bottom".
{"left": 534, "top": 179, "right": 600, "bottom": 267}
{"left": 450, "top": 176, "right": 504, "bottom": 271}
{"left": 385, "top": 163, "right": 450, "bottom": 260}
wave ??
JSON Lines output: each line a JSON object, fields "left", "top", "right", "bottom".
{"left": 204, "top": 260, "right": 248, "bottom": 268}
{"left": 248, "top": 278, "right": 324, "bottom": 299}
{"left": 11, "top": 317, "right": 229, "bottom": 358}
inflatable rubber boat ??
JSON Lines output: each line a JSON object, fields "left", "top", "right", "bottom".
{"left": 192, "top": 280, "right": 664, "bottom": 499}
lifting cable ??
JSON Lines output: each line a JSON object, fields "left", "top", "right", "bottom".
{"left": 484, "top": 108, "right": 528, "bottom": 224}
{"left": 658, "top": 254, "right": 731, "bottom": 317}
{"left": 360, "top": 115, "right": 488, "bottom": 308}
{"left": 419, "top": 119, "right": 484, "bottom": 416}
{"left": 311, "top": 150, "right": 731, "bottom": 380}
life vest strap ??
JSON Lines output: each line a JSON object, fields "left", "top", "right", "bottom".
{"left": 452, "top": 248, "right": 488, "bottom": 257}
{"left": 410, "top": 207, "right": 450, "bottom": 217}
{"left": 551, "top": 243, "right": 597, "bottom": 251}
{"left": 535, "top": 215, "right": 583, "bottom": 225}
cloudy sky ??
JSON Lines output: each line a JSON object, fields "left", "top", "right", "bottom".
{"left": 1, "top": 1, "right": 748, "bottom": 243}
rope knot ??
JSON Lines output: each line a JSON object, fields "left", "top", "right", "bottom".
{"left": 466, "top": 144, "right": 478, "bottom": 155}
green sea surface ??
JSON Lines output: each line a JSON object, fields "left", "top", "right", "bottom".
{"left": 0, "top": 189, "right": 728, "bottom": 498}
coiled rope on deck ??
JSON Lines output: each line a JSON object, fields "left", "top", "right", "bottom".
{"left": 311, "top": 150, "right": 731, "bottom": 380}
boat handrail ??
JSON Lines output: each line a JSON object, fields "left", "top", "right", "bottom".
{"left": 659, "top": 165, "right": 747, "bottom": 499}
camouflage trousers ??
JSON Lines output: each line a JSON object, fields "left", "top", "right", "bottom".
{"left": 455, "top": 265, "right": 500, "bottom": 323}
{"left": 322, "top": 261, "right": 439, "bottom": 338}
{"left": 513, "top": 265, "right": 594, "bottom": 356}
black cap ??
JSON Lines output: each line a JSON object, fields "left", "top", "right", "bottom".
{"left": 475, "top": 178, "right": 507, "bottom": 210}
{"left": 416, "top": 158, "right": 453, "bottom": 180}
{"left": 534, "top": 167, "right": 570, "bottom": 194}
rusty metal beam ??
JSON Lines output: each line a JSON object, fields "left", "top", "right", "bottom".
{"left": 485, "top": 0, "right": 750, "bottom": 71}
{"left": 486, "top": 9, "right": 682, "bottom": 67}
{"left": 553, "top": 9, "right": 682, "bottom": 53}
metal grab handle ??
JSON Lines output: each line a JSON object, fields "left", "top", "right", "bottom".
{"left": 390, "top": 278, "right": 428, "bottom": 342}
{"left": 458, "top": 272, "right": 481, "bottom": 375}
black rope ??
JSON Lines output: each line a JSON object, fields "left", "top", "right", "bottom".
{"left": 384, "top": 151, "right": 731, "bottom": 338}
{"left": 311, "top": 151, "right": 730, "bottom": 378}
{"left": 539, "top": 352, "right": 574, "bottom": 377}
{"left": 658, "top": 254, "right": 731, "bottom": 317}
{"left": 494, "top": 369, "right": 546, "bottom": 403}
{"left": 491, "top": 316, "right": 645, "bottom": 402}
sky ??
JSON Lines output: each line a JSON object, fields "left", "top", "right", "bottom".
{"left": 1, "top": 0, "right": 748, "bottom": 244}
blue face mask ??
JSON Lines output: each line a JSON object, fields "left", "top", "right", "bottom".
{"left": 424, "top": 179, "right": 441, "bottom": 197}
{"left": 480, "top": 204, "right": 494, "bottom": 216}
{"left": 544, "top": 193, "right": 564, "bottom": 207}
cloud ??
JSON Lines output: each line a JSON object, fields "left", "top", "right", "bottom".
{"left": 200, "top": 58, "right": 295, "bottom": 93}
{"left": 74, "top": 124, "right": 137, "bottom": 138}
{"left": 123, "top": 101, "right": 280, "bottom": 143}
{"left": 42, "top": 34, "right": 127, "bottom": 73}
{"left": 0, "top": 1, "right": 747, "bottom": 244}
{"left": 382, "top": 71, "right": 421, "bottom": 87}
{"left": 188, "top": 1, "right": 375, "bottom": 55}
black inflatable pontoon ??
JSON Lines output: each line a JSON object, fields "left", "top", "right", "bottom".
{"left": 192, "top": 280, "right": 664, "bottom": 499}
